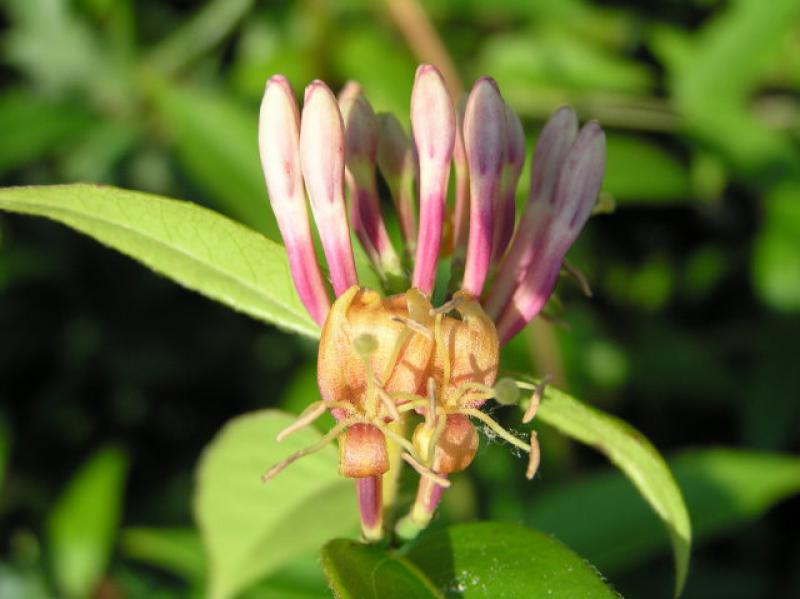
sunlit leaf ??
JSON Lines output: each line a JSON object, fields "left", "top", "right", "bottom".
{"left": 47, "top": 447, "right": 128, "bottom": 599}
{"left": 0, "top": 184, "right": 320, "bottom": 338}
{"left": 195, "top": 410, "right": 358, "bottom": 599}
{"left": 404, "top": 522, "right": 618, "bottom": 598}
{"left": 322, "top": 539, "right": 444, "bottom": 599}
{"left": 530, "top": 383, "right": 692, "bottom": 597}
{"left": 528, "top": 448, "right": 800, "bottom": 575}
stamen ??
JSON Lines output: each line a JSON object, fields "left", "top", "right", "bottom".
{"left": 381, "top": 327, "right": 411, "bottom": 385}
{"left": 426, "top": 414, "right": 447, "bottom": 466}
{"left": 539, "top": 312, "right": 571, "bottom": 330}
{"left": 562, "top": 258, "right": 593, "bottom": 297}
{"left": 374, "top": 380, "right": 401, "bottom": 421}
{"left": 430, "top": 295, "right": 465, "bottom": 315}
{"left": 522, "top": 374, "right": 551, "bottom": 424}
{"left": 390, "top": 315, "right": 434, "bottom": 339}
{"left": 262, "top": 419, "right": 354, "bottom": 483}
{"left": 401, "top": 452, "right": 451, "bottom": 488}
{"left": 434, "top": 314, "right": 451, "bottom": 399}
{"left": 526, "top": 431, "right": 540, "bottom": 480}
{"left": 276, "top": 401, "right": 327, "bottom": 442}
{"left": 461, "top": 408, "right": 531, "bottom": 454}
{"left": 373, "top": 421, "right": 417, "bottom": 456}
{"left": 426, "top": 377, "right": 437, "bottom": 427}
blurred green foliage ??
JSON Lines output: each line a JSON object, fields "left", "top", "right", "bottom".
{"left": 1, "top": 0, "right": 799, "bottom": 597}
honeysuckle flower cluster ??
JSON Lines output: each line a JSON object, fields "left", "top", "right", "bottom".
{"left": 258, "top": 65, "right": 606, "bottom": 541}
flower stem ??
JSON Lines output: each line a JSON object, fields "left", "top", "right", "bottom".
{"left": 356, "top": 476, "right": 384, "bottom": 542}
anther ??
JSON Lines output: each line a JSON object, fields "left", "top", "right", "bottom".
{"left": 390, "top": 315, "right": 434, "bottom": 339}
{"left": 522, "top": 375, "right": 551, "bottom": 423}
{"left": 526, "top": 431, "right": 541, "bottom": 480}
{"left": 561, "top": 259, "right": 593, "bottom": 297}
{"left": 430, "top": 295, "right": 465, "bottom": 315}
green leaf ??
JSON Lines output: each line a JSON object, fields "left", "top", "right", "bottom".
{"left": 752, "top": 182, "right": 800, "bottom": 311}
{"left": 153, "top": 82, "right": 280, "bottom": 239}
{"left": 195, "top": 410, "right": 358, "bottom": 599}
{"left": 322, "top": 539, "right": 444, "bottom": 599}
{"left": 47, "top": 446, "right": 128, "bottom": 599}
{"left": 532, "top": 383, "right": 691, "bottom": 597}
{"left": 670, "top": 0, "right": 800, "bottom": 181}
{"left": 528, "top": 448, "right": 800, "bottom": 575}
{"left": 604, "top": 133, "right": 690, "bottom": 204}
{"left": 120, "top": 527, "right": 206, "bottom": 584}
{"left": 0, "top": 90, "right": 94, "bottom": 174}
{"left": 147, "top": 0, "right": 255, "bottom": 75}
{"left": 404, "top": 522, "right": 617, "bottom": 598}
{"left": 0, "top": 184, "right": 320, "bottom": 338}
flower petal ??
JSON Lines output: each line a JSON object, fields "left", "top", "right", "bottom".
{"left": 340, "top": 92, "right": 404, "bottom": 281}
{"left": 299, "top": 80, "right": 359, "bottom": 296}
{"left": 494, "top": 120, "right": 606, "bottom": 344}
{"left": 411, "top": 64, "right": 455, "bottom": 296}
{"left": 462, "top": 77, "right": 506, "bottom": 296}
{"left": 259, "top": 75, "right": 331, "bottom": 325}
{"left": 484, "top": 106, "right": 578, "bottom": 320}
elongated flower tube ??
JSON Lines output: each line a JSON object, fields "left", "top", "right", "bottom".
{"left": 259, "top": 67, "right": 606, "bottom": 544}
{"left": 462, "top": 77, "right": 506, "bottom": 297}
{"left": 340, "top": 92, "right": 404, "bottom": 282}
{"left": 494, "top": 121, "right": 606, "bottom": 343}
{"left": 411, "top": 64, "right": 455, "bottom": 296}
{"left": 299, "top": 81, "right": 359, "bottom": 296}
{"left": 491, "top": 103, "right": 526, "bottom": 263}
{"left": 376, "top": 113, "right": 417, "bottom": 250}
{"left": 484, "top": 106, "right": 579, "bottom": 320}
{"left": 259, "top": 75, "right": 331, "bottom": 325}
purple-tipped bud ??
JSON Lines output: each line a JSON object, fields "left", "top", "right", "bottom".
{"left": 491, "top": 103, "right": 526, "bottom": 263}
{"left": 494, "top": 120, "right": 606, "bottom": 344}
{"left": 338, "top": 80, "right": 363, "bottom": 105}
{"left": 377, "top": 113, "right": 418, "bottom": 248}
{"left": 485, "top": 106, "right": 578, "bottom": 320}
{"left": 340, "top": 94, "right": 404, "bottom": 280}
{"left": 299, "top": 80, "right": 359, "bottom": 296}
{"left": 462, "top": 77, "right": 506, "bottom": 297}
{"left": 411, "top": 64, "right": 455, "bottom": 296}
{"left": 259, "top": 75, "right": 331, "bottom": 325}
{"left": 451, "top": 94, "right": 470, "bottom": 261}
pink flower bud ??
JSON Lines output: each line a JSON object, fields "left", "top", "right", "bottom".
{"left": 299, "top": 80, "right": 359, "bottom": 297}
{"left": 411, "top": 64, "right": 455, "bottom": 295}
{"left": 376, "top": 113, "right": 417, "bottom": 248}
{"left": 491, "top": 103, "right": 526, "bottom": 263}
{"left": 340, "top": 93, "right": 403, "bottom": 280}
{"left": 259, "top": 75, "right": 331, "bottom": 325}
{"left": 484, "top": 106, "right": 578, "bottom": 320}
{"left": 462, "top": 77, "right": 506, "bottom": 297}
{"left": 493, "top": 120, "right": 606, "bottom": 344}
